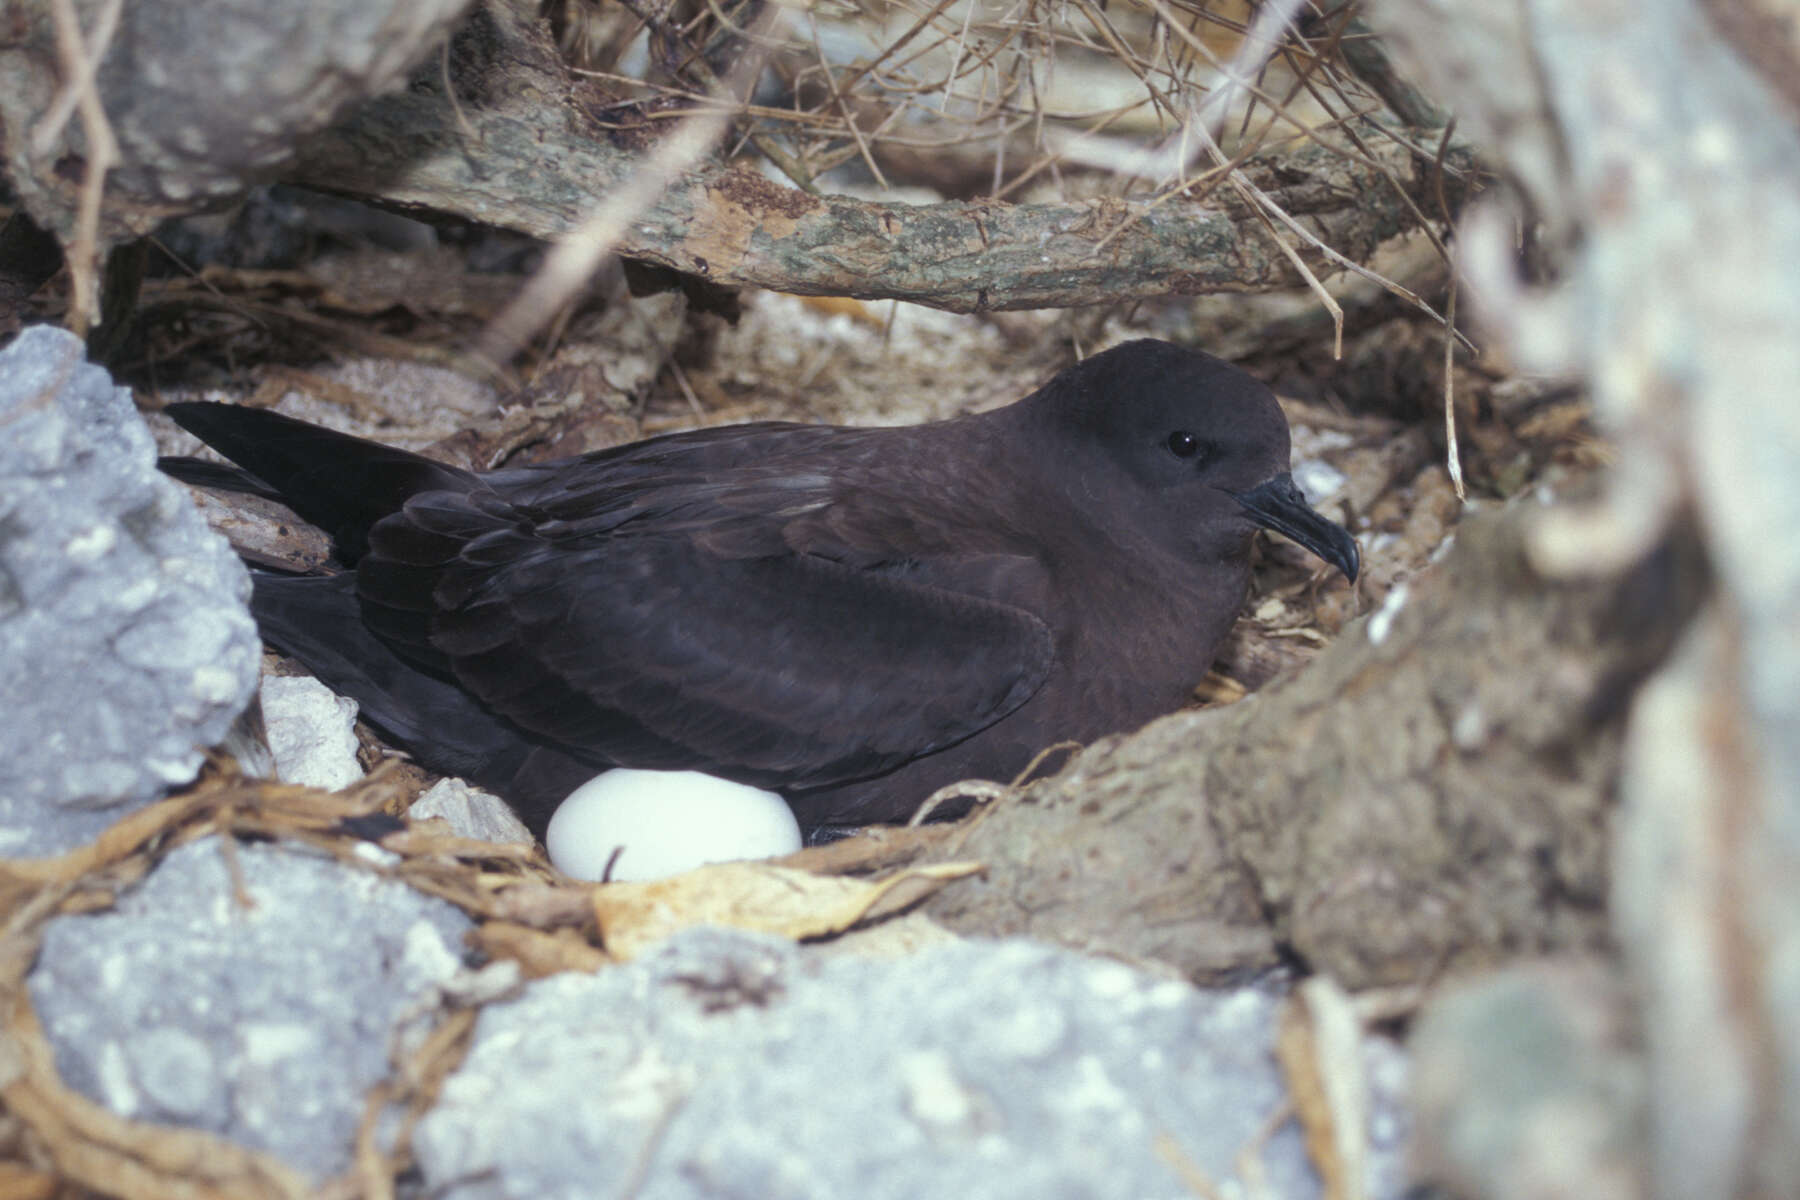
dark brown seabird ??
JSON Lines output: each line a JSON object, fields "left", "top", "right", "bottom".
{"left": 164, "top": 339, "right": 1358, "bottom": 836}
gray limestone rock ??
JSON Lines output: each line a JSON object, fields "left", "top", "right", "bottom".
{"left": 409, "top": 778, "right": 534, "bottom": 846}
{"left": 28, "top": 835, "right": 474, "bottom": 1182}
{"left": 0, "top": 326, "right": 260, "bottom": 855}
{"left": 415, "top": 927, "right": 1410, "bottom": 1200}
{"left": 261, "top": 673, "right": 364, "bottom": 791}
{"left": 0, "top": 0, "right": 473, "bottom": 243}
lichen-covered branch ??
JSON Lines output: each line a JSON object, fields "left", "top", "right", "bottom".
{"left": 286, "top": 0, "right": 1478, "bottom": 313}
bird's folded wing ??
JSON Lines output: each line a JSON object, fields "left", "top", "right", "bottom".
{"left": 359, "top": 501, "right": 1056, "bottom": 791}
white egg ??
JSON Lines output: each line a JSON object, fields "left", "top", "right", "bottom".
{"left": 544, "top": 769, "right": 801, "bottom": 882}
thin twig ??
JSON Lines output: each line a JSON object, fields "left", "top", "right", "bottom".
{"left": 43, "top": 0, "right": 125, "bottom": 336}
{"left": 31, "top": 0, "right": 123, "bottom": 156}
{"left": 1208, "top": 125, "right": 1475, "bottom": 350}
{"left": 1276, "top": 35, "right": 1452, "bottom": 265}
{"left": 1235, "top": 1099, "right": 1295, "bottom": 1200}
{"left": 808, "top": 14, "right": 888, "bottom": 189}
{"left": 626, "top": 0, "right": 819, "bottom": 194}
{"left": 1196, "top": 119, "right": 1345, "bottom": 356}
{"left": 1443, "top": 248, "right": 1466, "bottom": 501}
{"left": 478, "top": 6, "right": 788, "bottom": 368}
{"left": 829, "top": 0, "right": 961, "bottom": 98}
{"left": 440, "top": 36, "right": 480, "bottom": 147}
{"left": 938, "top": 0, "right": 977, "bottom": 115}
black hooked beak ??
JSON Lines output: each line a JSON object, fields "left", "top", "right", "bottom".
{"left": 1230, "top": 473, "right": 1360, "bottom": 582}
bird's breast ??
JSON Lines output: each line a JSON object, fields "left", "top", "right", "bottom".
{"left": 1044, "top": 553, "right": 1252, "bottom": 717}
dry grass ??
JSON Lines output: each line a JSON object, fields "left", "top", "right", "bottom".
{"left": 555, "top": 1, "right": 1422, "bottom": 202}
{"left": 480, "top": 1, "right": 1464, "bottom": 373}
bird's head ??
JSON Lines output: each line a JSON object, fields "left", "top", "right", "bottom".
{"left": 1029, "top": 339, "right": 1359, "bottom": 581}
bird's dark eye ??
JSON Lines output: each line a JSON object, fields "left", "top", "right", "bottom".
{"left": 1166, "top": 430, "right": 1202, "bottom": 458}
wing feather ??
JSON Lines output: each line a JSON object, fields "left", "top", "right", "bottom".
{"left": 355, "top": 454, "right": 1055, "bottom": 790}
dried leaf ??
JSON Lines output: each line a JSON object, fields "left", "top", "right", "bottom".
{"left": 797, "top": 295, "right": 881, "bottom": 326}
{"left": 1275, "top": 977, "right": 1368, "bottom": 1200}
{"left": 470, "top": 921, "right": 608, "bottom": 978}
{"left": 592, "top": 861, "right": 983, "bottom": 961}
{"left": 0, "top": 1163, "right": 59, "bottom": 1200}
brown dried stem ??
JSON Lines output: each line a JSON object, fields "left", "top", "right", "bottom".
{"left": 40, "top": 0, "right": 123, "bottom": 335}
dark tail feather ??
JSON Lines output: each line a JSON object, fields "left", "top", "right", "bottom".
{"left": 252, "top": 573, "right": 503, "bottom": 769}
{"left": 251, "top": 572, "right": 594, "bottom": 833}
{"left": 164, "top": 402, "right": 477, "bottom": 560}
{"left": 157, "top": 455, "right": 291, "bottom": 504}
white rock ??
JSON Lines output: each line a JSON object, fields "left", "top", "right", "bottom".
{"left": 1366, "top": 581, "right": 1410, "bottom": 648}
{"left": 545, "top": 769, "right": 801, "bottom": 882}
{"left": 259, "top": 675, "right": 362, "bottom": 791}
{"left": 1292, "top": 458, "right": 1347, "bottom": 504}
{"left": 410, "top": 778, "right": 533, "bottom": 846}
